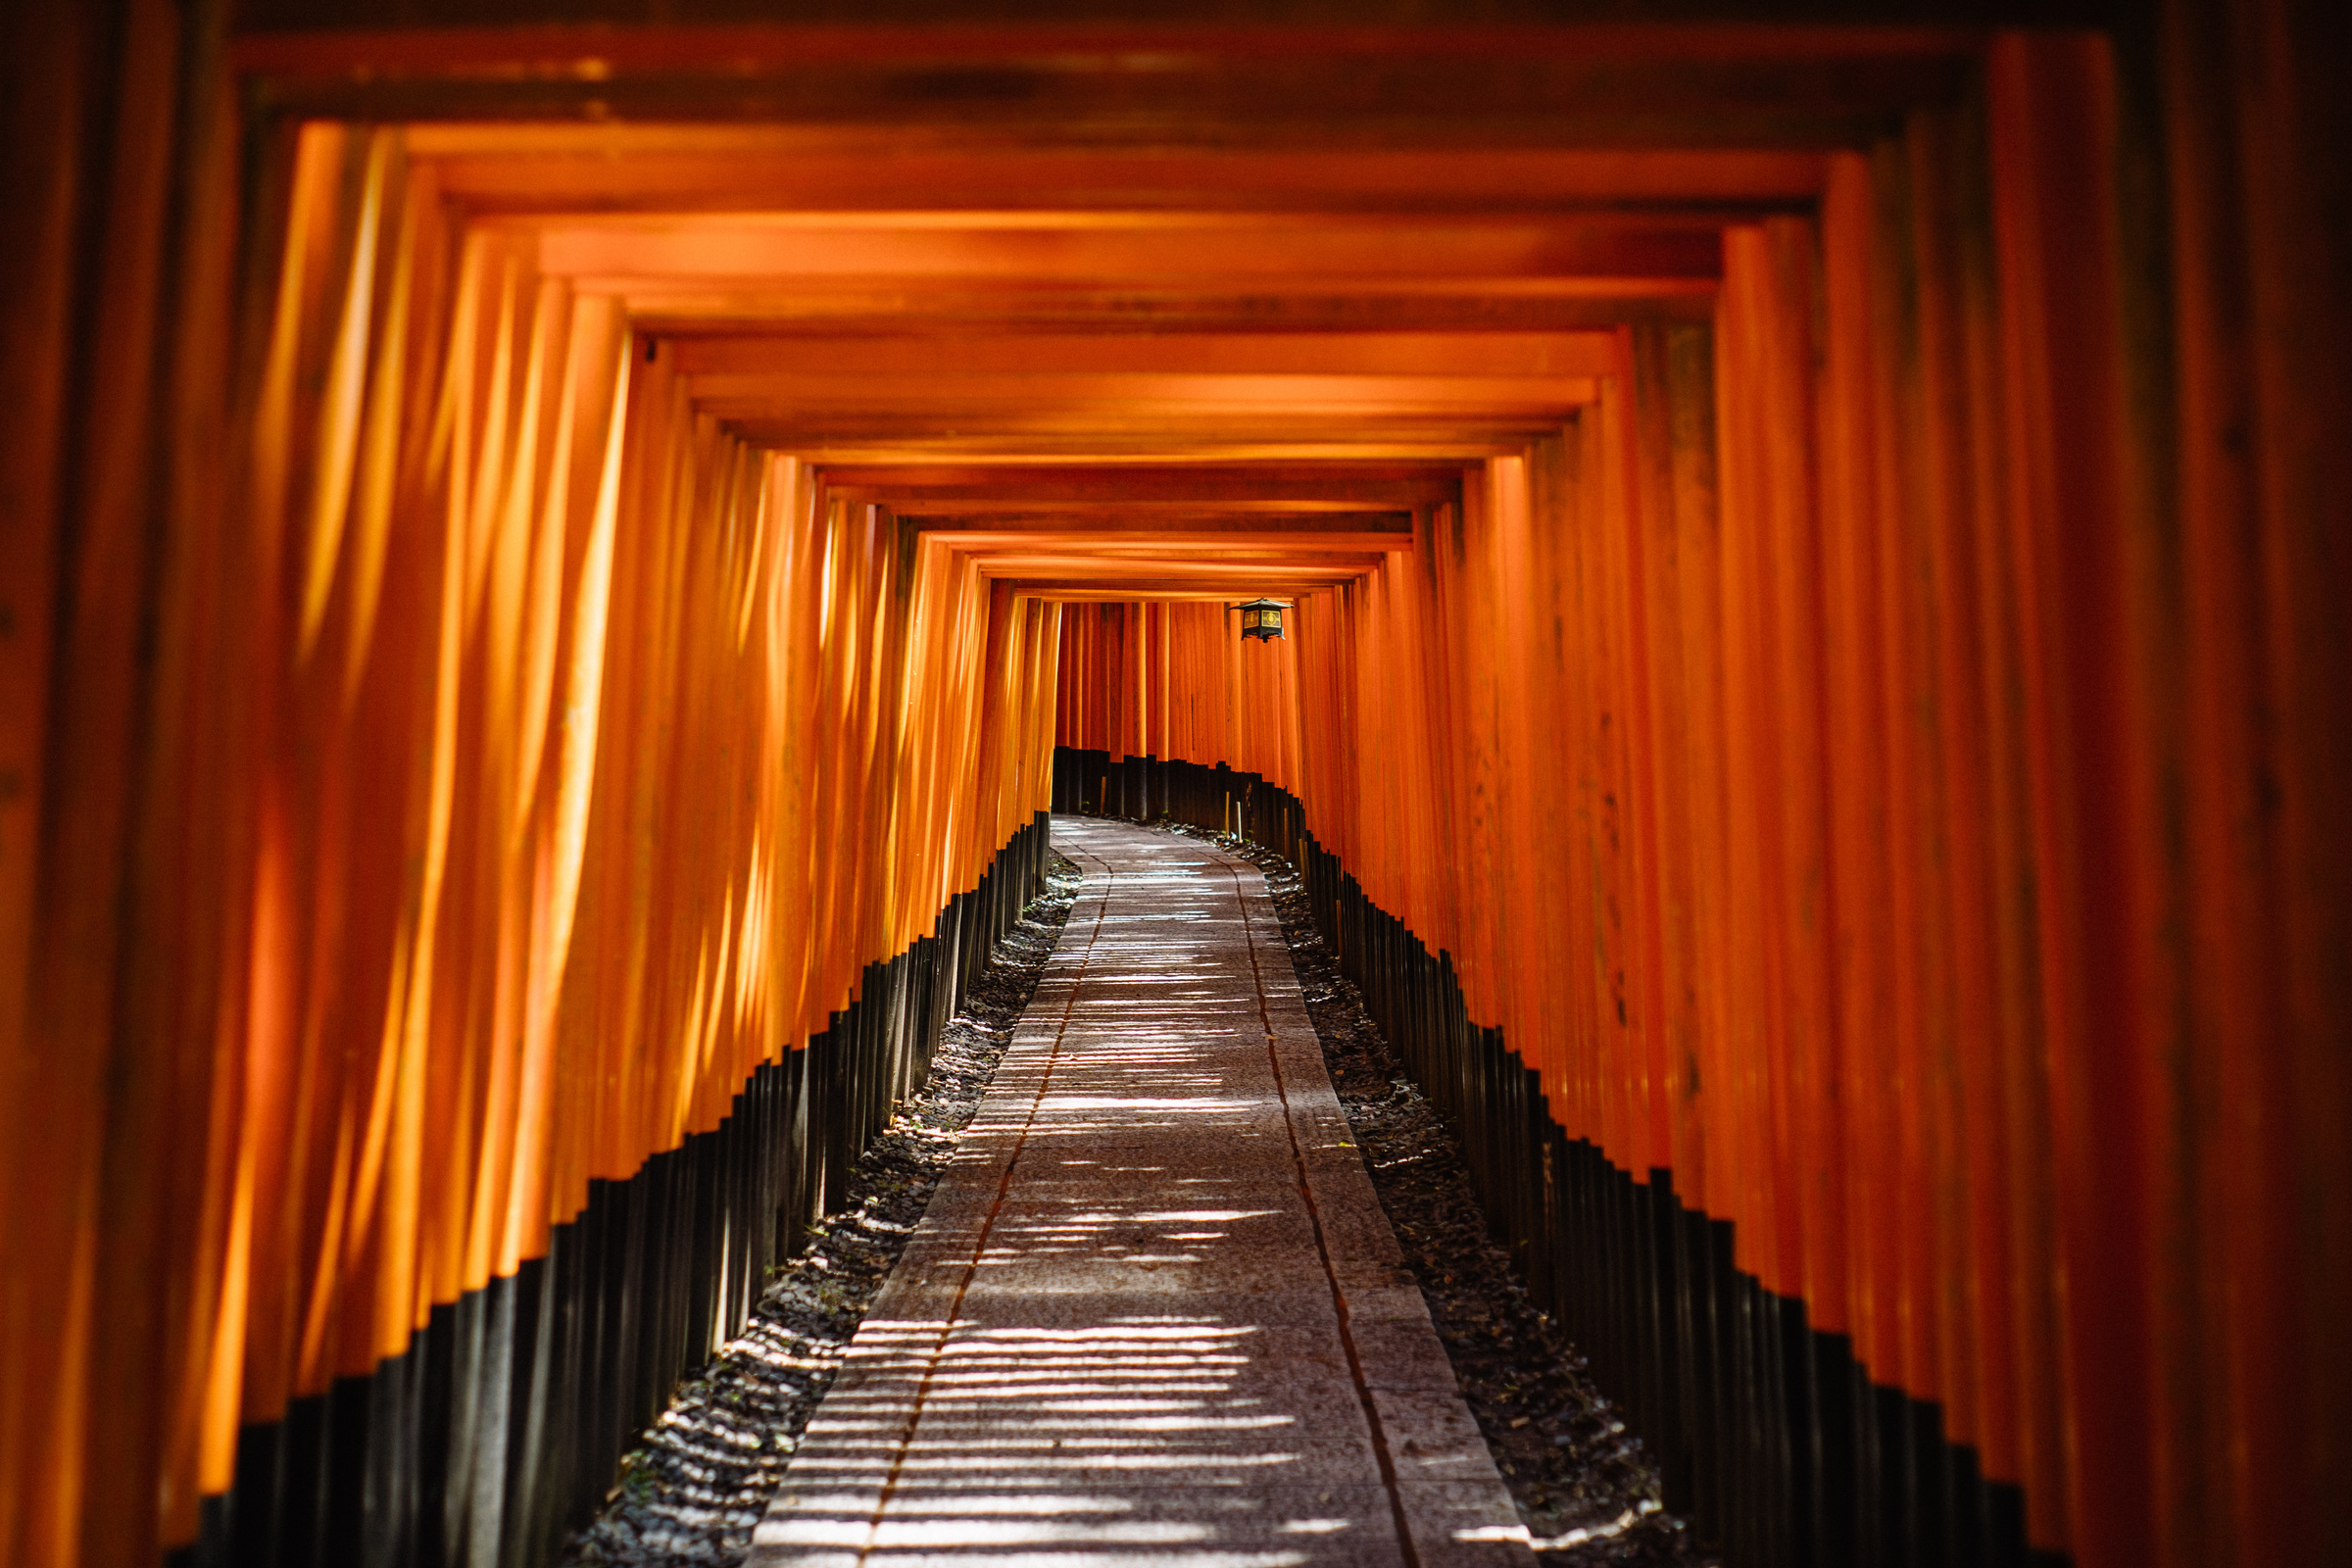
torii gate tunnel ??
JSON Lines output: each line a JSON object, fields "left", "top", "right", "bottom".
{"left": 2, "top": 5, "right": 2346, "bottom": 1568}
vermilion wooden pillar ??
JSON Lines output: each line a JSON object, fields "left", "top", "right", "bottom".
{"left": 6, "top": 8, "right": 2349, "bottom": 1567}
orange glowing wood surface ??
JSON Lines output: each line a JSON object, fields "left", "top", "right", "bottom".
{"left": 2, "top": 11, "right": 2345, "bottom": 1568}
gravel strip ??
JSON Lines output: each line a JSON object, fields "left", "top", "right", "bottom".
{"left": 1165, "top": 821, "right": 1711, "bottom": 1567}
{"left": 560, "top": 855, "right": 1082, "bottom": 1567}
{"left": 563, "top": 824, "right": 1705, "bottom": 1567}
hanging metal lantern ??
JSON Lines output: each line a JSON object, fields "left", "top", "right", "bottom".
{"left": 1235, "top": 598, "right": 1287, "bottom": 642}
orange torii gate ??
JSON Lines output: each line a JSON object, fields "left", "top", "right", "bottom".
{"left": 1, "top": 10, "right": 2345, "bottom": 1568}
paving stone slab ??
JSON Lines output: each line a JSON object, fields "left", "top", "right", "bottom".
{"left": 751, "top": 817, "right": 1533, "bottom": 1568}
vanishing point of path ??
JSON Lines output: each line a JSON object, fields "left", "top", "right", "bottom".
{"left": 749, "top": 816, "right": 1537, "bottom": 1568}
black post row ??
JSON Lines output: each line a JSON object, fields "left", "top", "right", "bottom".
{"left": 180, "top": 812, "right": 1053, "bottom": 1568}
{"left": 1043, "top": 745, "right": 2061, "bottom": 1568}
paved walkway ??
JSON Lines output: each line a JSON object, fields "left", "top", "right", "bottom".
{"left": 751, "top": 817, "right": 1534, "bottom": 1567}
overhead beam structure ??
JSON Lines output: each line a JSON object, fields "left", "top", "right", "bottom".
{"left": 3, "top": 9, "right": 2347, "bottom": 1568}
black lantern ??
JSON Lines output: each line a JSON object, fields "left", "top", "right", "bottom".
{"left": 1235, "top": 598, "right": 1287, "bottom": 642}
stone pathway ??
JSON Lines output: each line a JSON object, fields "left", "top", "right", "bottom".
{"left": 750, "top": 817, "right": 1535, "bottom": 1568}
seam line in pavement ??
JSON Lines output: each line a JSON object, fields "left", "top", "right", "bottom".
{"left": 845, "top": 849, "right": 1115, "bottom": 1567}
{"left": 1225, "top": 858, "right": 1425, "bottom": 1568}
